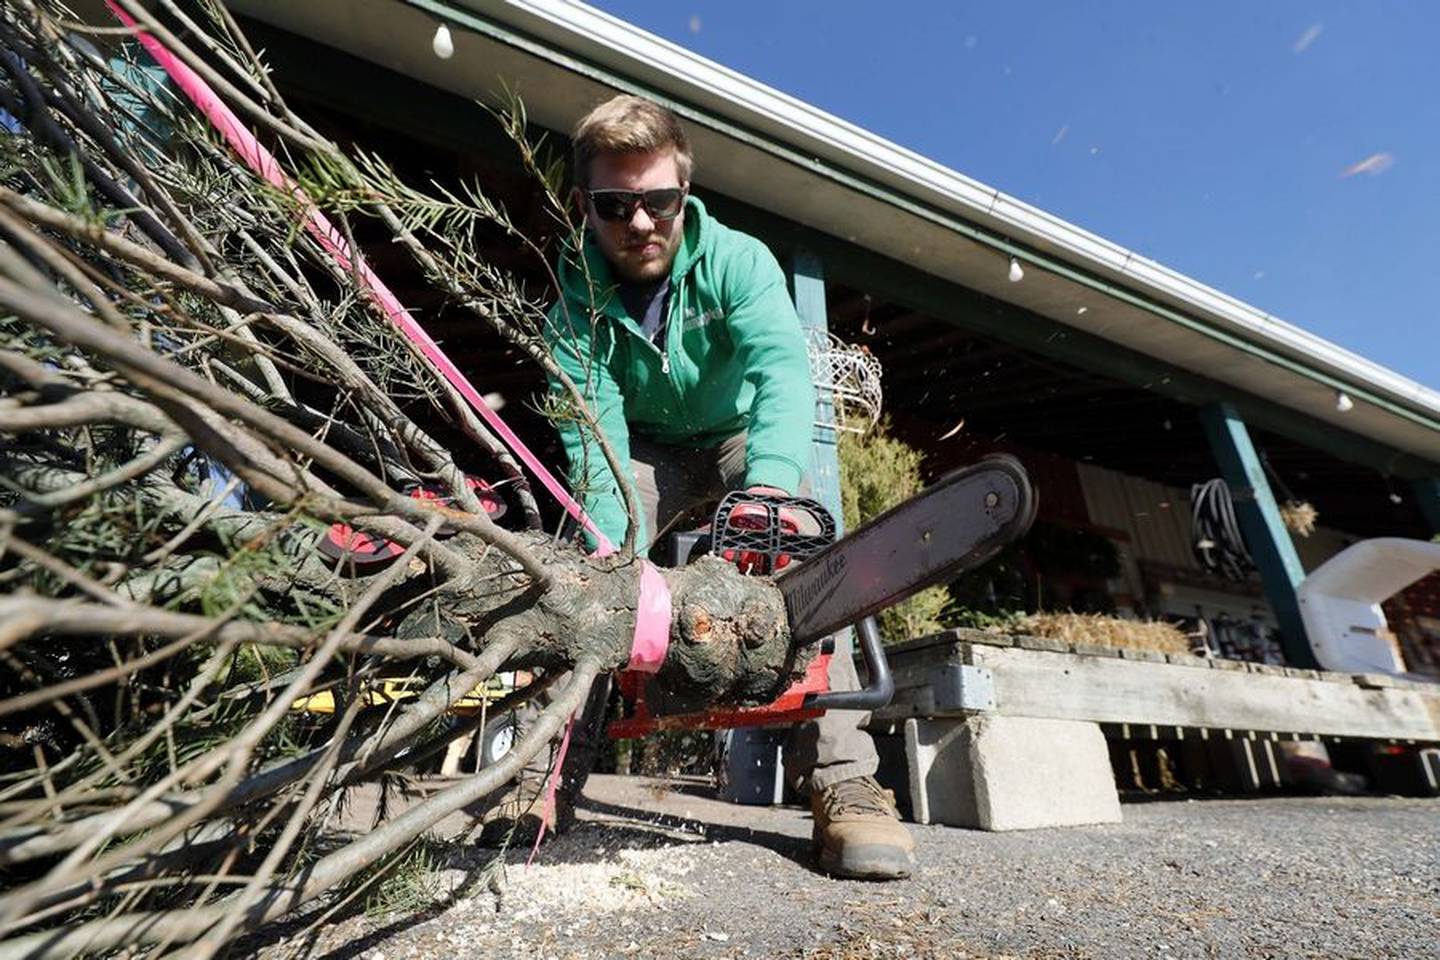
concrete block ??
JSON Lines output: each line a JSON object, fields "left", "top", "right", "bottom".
{"left": 904, "top": 716, "right": 1122, "bottom": 831}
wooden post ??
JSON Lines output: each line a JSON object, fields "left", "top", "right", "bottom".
{"left": 1198, "top": 403, "right": 1316, "bottom": 668}
{"left": 1412, "top": 477, "right": 1440, "bottom": 537}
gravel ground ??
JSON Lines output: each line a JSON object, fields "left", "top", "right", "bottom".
{"left": 254, "top": 775, "right": 1440, "bottom": 960}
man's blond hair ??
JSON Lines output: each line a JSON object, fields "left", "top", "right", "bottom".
{"left": 571, "top": 95, "right": 692, "bottom": 188}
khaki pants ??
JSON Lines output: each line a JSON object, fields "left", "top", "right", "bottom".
{"left": 630, "top": 432, "right": 879, "bottom": 793}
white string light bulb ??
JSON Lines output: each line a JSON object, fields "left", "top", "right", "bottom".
{"left": 1008, "top": 257, "right": 1024, "bottom": 283}
{"left": 1335, "top": 390, "right": 1354, "bottom": 412}
{"left": 432, "top": 24, "right": 455, "bottom": 59}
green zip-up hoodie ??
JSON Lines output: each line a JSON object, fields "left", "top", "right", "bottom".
{"left": 544, "top": 196, "right": 814, "bottom": 549}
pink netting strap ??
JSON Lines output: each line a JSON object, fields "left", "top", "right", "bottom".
{"left": 525, "top": 711, "right": 573, "bottom": 865}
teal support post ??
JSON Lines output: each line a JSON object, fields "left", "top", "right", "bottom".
{"left": 1198, "top": 403, "right": 1315, "bottom": 667}
{"left": 1413, "top": 477, "right": 1440, "bottom": 537}
{"left": 790, "top": 247, "right": 860, "bottom": 666}
{"left": 790, "top": 248, "right": 844, "bottom": 535}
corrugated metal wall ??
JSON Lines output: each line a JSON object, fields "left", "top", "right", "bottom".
{"left": 1077, "top": 463, "right": 1353, "bottom": 569}
{"left": 1077, "top": 464, "right": 1196, "bottom": 571}
{"left": 1075, "top": 462, "right": 1356, "bottom": 601}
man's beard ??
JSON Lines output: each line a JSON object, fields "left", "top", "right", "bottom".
{"left": 610, "top": 229, "right": 680, "bottom": 284}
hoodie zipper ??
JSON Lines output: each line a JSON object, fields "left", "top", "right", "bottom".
{"left": 609, "top": 284, "right": 683, "bottom": 426}
{"left": 658, "top": 274, "right": 676, "bottom": 376}
{"left": 659, "top": 276, "right": 687, "bottom": 428}
{"left": 641, "top": 273, "right": 670, "bottom": 377}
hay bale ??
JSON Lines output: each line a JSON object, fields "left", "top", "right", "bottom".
{"left": 1016, "top": 613, "right": 1193, "bottom": 656}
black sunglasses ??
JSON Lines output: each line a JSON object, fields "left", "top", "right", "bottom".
{"left": 586, "top": 187, "right": 686, "bottom": 223}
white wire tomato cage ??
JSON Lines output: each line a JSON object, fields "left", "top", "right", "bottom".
{"left": 806, "top": 330, "right": 884, "bottom": 436}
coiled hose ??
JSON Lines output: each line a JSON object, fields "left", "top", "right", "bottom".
{"left": 1190, "top": 478, "right": 1253, "bottom": 581}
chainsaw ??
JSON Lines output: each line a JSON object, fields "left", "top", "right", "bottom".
{"left": 608, "top": 453, "right": 1037, "bottom": 736}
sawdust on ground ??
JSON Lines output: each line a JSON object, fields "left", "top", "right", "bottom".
{"left": 251, "top": 776, "right": 1440, "bottom": 960}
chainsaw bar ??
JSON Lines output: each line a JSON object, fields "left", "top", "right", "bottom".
{"left": 776, "top": 454, "right": 1036, "bottom": 645}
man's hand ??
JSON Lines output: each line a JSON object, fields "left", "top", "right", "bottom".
{"left": 722, "top": 486, "right": 799, "bottom": 575}
{"left": 745, "top": 484, "right": 788, "bottom": 498}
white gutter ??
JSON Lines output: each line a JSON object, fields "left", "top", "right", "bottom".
{"left": 474, "top": 0, "right": 1440, "bottom": 427}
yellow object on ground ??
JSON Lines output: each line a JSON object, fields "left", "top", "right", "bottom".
{"left": 291, "top": 673, "right": 521, "bottom": 716}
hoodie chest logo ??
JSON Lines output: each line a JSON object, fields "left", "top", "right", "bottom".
{"left": 681, "top": 306, "right": 725, "bottom": 331}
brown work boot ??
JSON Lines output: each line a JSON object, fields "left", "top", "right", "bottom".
{"left": 810, "top": 775, "right": 915, "bottom": 880}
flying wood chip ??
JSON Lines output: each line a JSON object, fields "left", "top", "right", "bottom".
{"left": 938, "top": 418, "right": 966, "bottom": 441}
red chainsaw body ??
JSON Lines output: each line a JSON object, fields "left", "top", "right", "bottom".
{"left": 607, "top": 650, "right": 830, "bottom": 737}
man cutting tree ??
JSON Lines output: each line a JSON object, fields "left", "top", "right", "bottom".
{"left": 544, "top": 94, "right": 914, "bottom": 880}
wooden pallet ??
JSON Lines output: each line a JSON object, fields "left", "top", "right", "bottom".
{"left": 865, "top": 629, "right": 1440, "bottom": 826}
{"left": 873, "top": 628, "right": 1440, "bottom": 744}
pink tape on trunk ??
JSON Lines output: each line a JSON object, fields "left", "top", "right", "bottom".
{"left": 105, "top": 2, "right": 615, "bottom": 555}
{"left": 627, "top": 559, "right": 672, "bottom": 673}
{"left": 527, "top": 558, "right": 666, "bottom": 864}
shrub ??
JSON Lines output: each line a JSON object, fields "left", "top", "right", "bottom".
{"left": 837, "top": 420, "right": 949, "bottom": 644}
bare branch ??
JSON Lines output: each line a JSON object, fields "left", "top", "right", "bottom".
{"left": 0, "top": 8, "right": 811, "bottom": 950}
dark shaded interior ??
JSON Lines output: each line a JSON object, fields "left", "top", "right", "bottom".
{"left": 820, "top": 284, "right": 1430, "bottom": 539}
